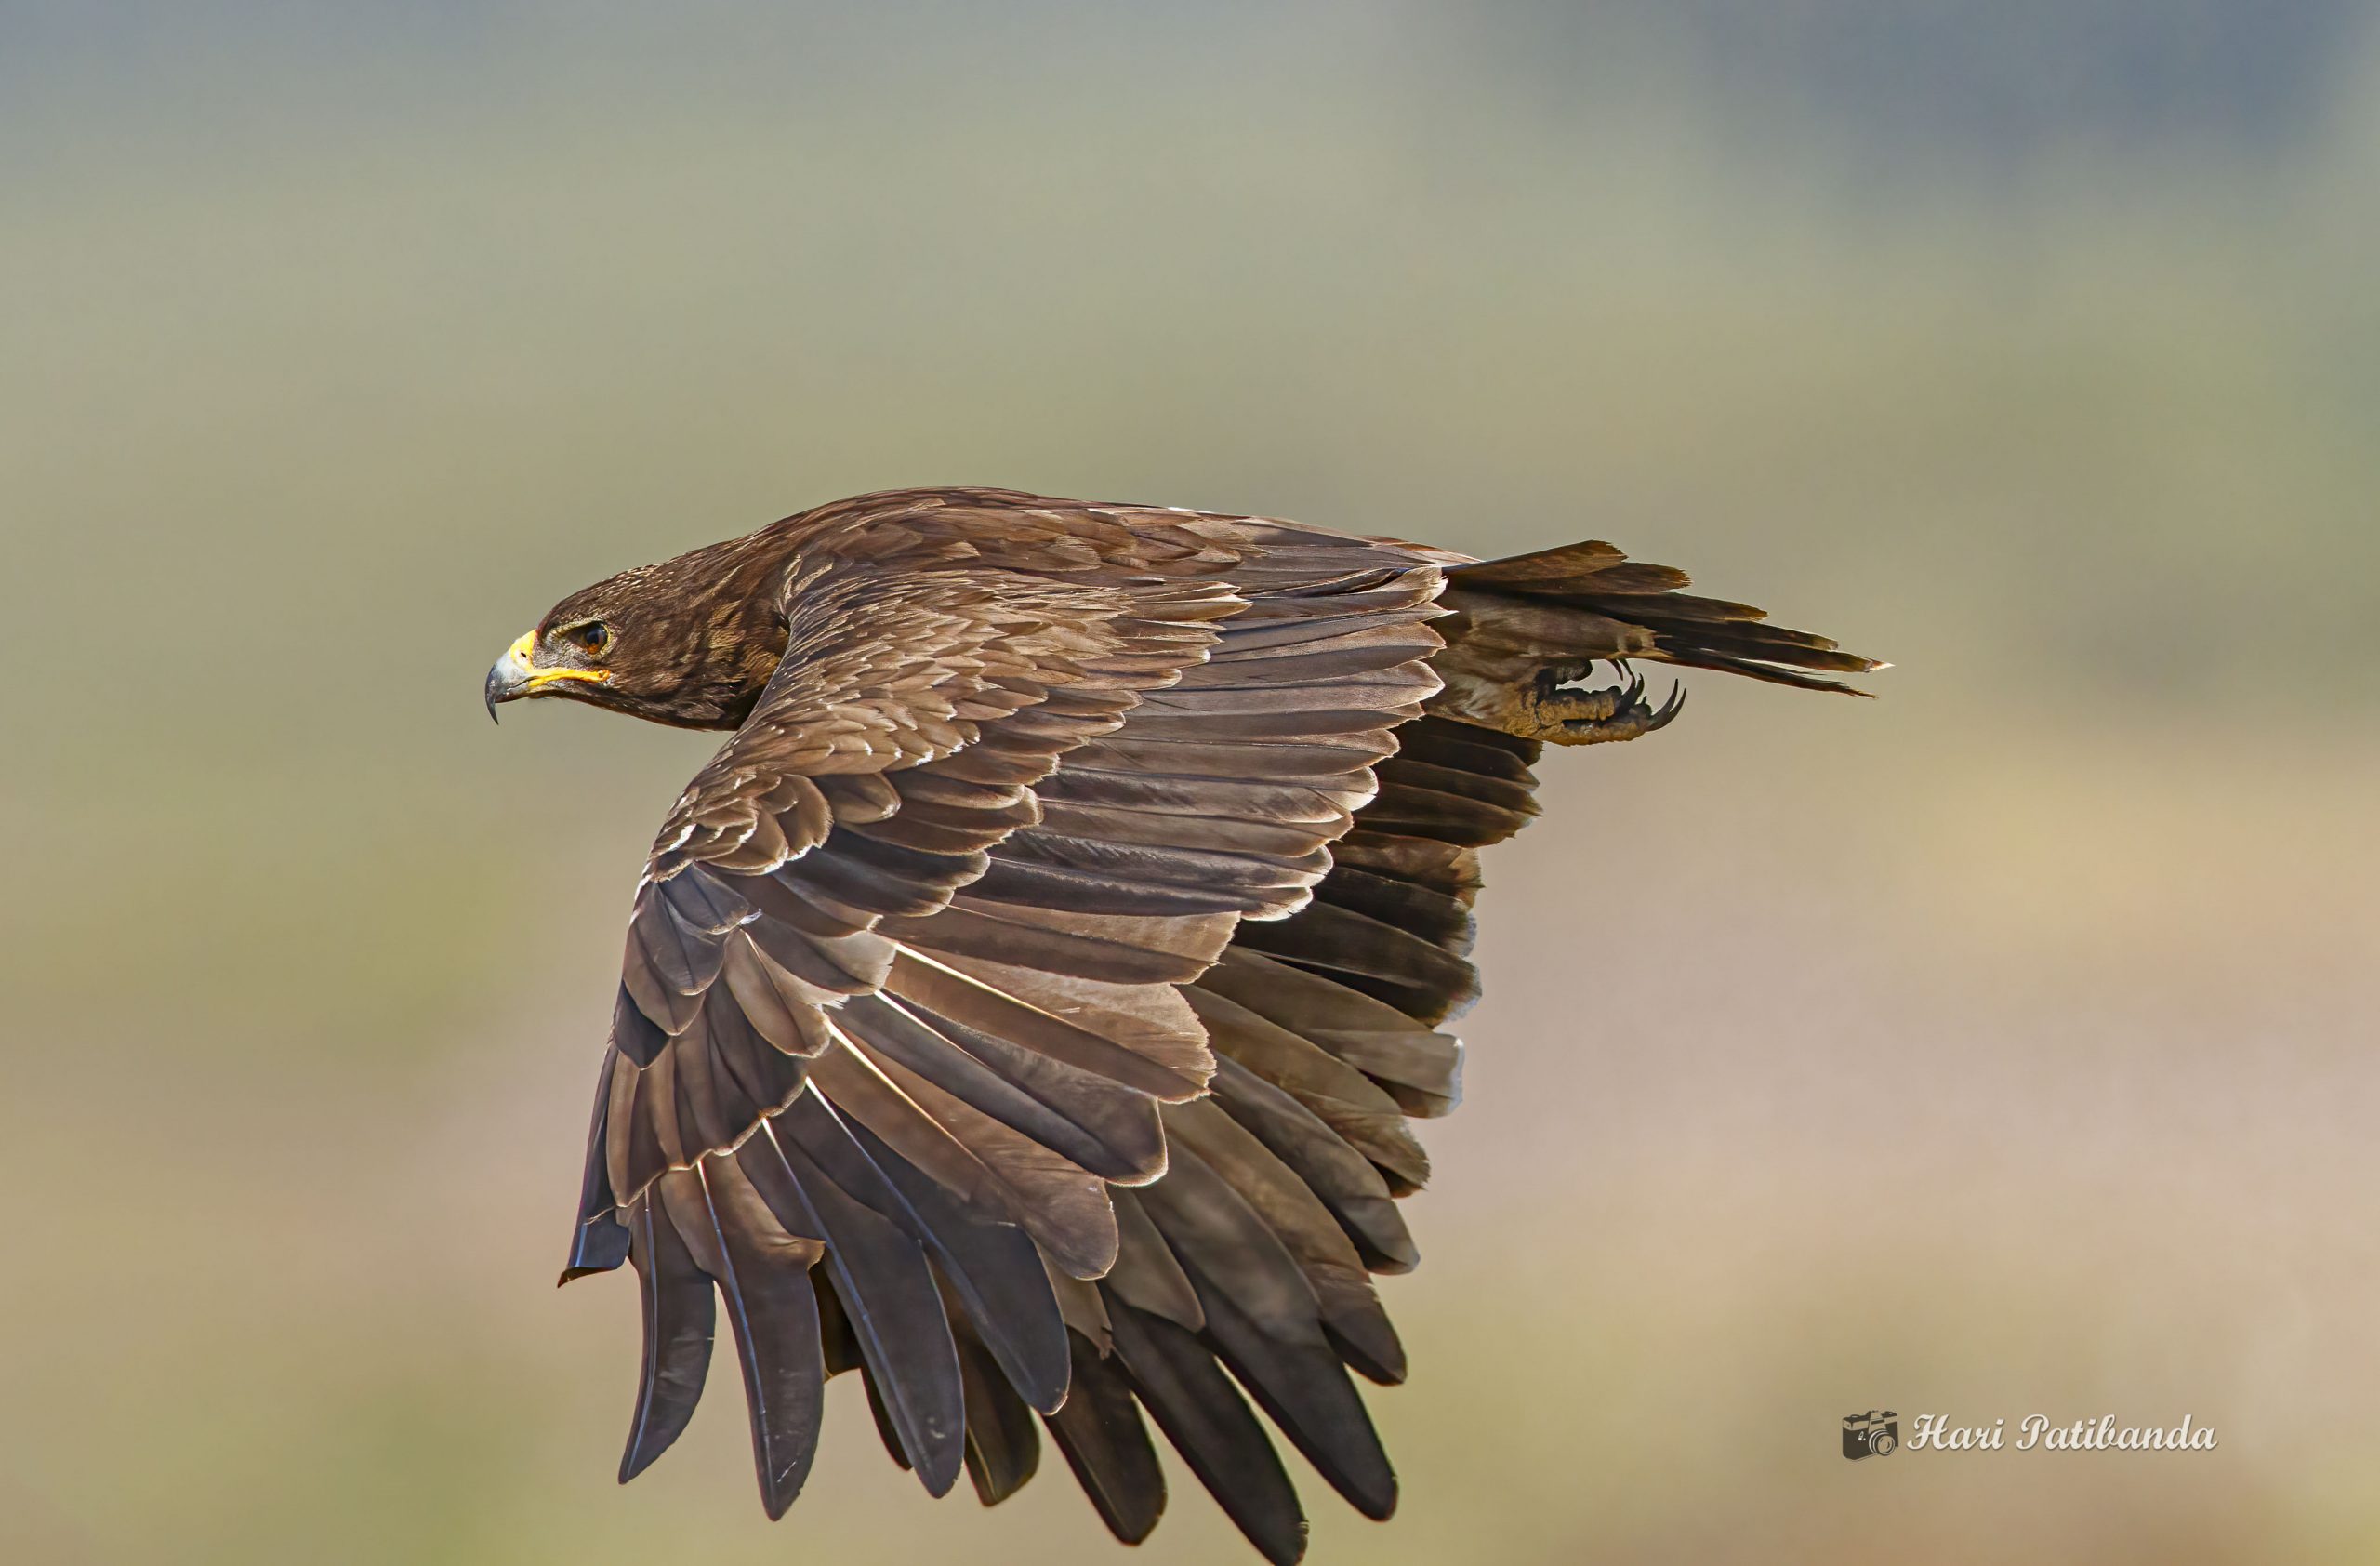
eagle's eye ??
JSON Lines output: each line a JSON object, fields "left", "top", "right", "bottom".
{"left": 561, "top": 621, "right": 612, "bottom": 657}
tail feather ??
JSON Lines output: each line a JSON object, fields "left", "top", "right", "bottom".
{"left": 1446, "top": 539, "right": 1884, "bottom": 695}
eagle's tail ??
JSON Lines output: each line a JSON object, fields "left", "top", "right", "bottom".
{"left": 1425, "top": 538, "right": 1884, "bottom": 743}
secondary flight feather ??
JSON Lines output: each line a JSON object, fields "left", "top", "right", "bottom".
{"left": 484, "top": 486, "right": 1879, "bottom": 1562}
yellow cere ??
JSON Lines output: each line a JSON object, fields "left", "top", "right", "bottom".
{"left": 511, "top": 628, "right": 612, "bottom": 689}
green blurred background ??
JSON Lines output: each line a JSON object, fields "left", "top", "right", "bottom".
{"left": 4, "top": 3, "right": 2376, "bottom": 1561}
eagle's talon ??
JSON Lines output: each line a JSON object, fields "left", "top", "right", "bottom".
{"left": 1517, "top": 660, "right": 1686, "bottom": 745}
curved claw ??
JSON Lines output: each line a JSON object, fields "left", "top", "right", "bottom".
{"left": 1498, "top": 659, "right": 1689, "bottom": 744}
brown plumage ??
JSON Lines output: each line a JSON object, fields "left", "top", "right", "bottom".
{"left": 484, "top": 486, "right": 1880, "bottom": 1561}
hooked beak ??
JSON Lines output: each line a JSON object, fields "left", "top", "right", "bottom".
{"left": 484, "top": 630, "right": 609, "bottom": 722}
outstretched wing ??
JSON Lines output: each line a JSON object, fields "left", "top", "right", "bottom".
{"left": 565, "top": 523, "right": 1449, "bottom": 1531}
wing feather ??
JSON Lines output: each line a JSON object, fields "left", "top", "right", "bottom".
{"left": 742, "top": 1108, "right": 969, "bottom": 1495}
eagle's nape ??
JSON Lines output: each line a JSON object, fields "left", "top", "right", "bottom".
{"left": 489, "top": 488, "right": 1879, "bottom": 1564}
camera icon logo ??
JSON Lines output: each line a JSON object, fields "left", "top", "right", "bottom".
{"left": 1842, "top": 1410, "right": 1899, "bottom": 1460}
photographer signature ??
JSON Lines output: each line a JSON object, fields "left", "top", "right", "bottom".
{"left": 1901, "top": 1413, "right": 2218, "bottom": 1452}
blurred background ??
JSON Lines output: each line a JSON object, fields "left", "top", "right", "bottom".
{"left": 4, "top": 3, "right": 2376, "bottom": 1561}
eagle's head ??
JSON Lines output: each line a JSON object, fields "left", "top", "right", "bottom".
{"left": 484, "top": 539, "right": 790, "bottom": 730}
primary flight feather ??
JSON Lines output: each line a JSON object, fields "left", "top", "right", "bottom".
{"left": 485, "top": 486, "right": 1879, "bottom": 1562}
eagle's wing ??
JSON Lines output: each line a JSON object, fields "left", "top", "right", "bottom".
{"left": 568, "top": 521, "right": 1449, "bottom": 1545}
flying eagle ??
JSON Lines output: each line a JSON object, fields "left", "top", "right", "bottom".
{"left": 485, "top": 487, "right": 1877, "bottom": 1562}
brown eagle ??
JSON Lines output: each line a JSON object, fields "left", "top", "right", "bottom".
{"left": 485, "top": 487, "right": 1877, "bottom": 1562}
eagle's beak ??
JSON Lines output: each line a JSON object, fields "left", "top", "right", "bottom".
{"left": 485, "top": 630, "right": 608, "bottom": 722}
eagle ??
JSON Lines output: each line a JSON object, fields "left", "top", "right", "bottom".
{"left": 484, "top": 487, "right": 1877, "bottom": 1562}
